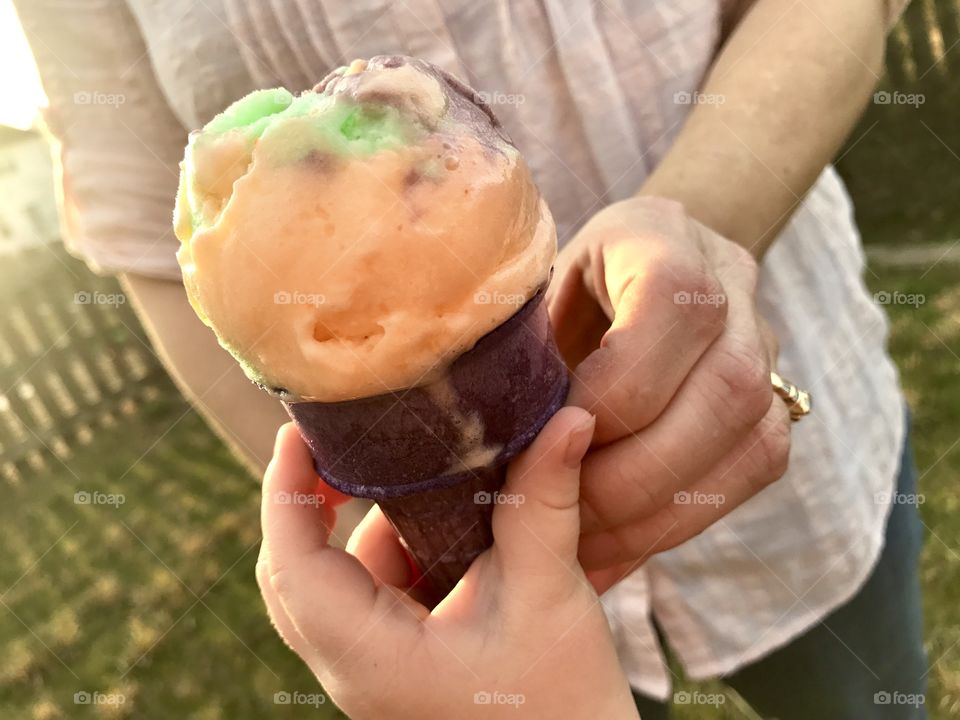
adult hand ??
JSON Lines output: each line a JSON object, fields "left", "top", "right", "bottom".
{"left": 548, "top": 197, "right": 791, "bottom": 590}
{"left": 257, "top": 410, "right": 639, "bottom": 720}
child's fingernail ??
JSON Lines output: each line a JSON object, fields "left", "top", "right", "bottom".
{"left": 563, "top": 414, "right": 596, "bottom": 468}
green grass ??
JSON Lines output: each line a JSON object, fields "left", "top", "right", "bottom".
{"left": 882, "top": 264, "right": 960, "bottom": 719}
{"left": 837, "top": 0, "right": 960, "bottom": 247}
{"left": 838, "top": 93, "right": 960, "bottom": 247}
{"left": 0, "top": 387, "right": 347, "bottom": 719}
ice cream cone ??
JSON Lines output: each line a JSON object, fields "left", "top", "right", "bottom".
{"left": 172, "top": 55, "right": 567, "bottom": 603}
{"left": 284, "top": 286, "right": 568, "bottom": 602}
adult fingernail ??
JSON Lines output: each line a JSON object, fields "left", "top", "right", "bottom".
{"left": 563, "top": 414, "right": 596, "bottom": 468}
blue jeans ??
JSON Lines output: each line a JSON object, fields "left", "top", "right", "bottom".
{"left": 633, "top": 420, "right": 928, "bottom": 719}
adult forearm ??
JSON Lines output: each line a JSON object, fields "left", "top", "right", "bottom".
{"left": 639, "top": 0, "right": 888, "bottom": 257}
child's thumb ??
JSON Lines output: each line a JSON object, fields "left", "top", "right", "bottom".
{"left": 490, "top": 406, "right": 595, "bottom": 596}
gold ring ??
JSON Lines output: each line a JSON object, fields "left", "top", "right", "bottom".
{"left": 770, "top": 371, "right": 812, "bottom": 422}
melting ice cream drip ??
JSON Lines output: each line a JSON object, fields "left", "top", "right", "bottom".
{"left": 425, "top": 375, "right": 502, "bottom": 474}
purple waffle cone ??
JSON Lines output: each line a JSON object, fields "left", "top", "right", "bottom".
{"left": 285, "top": 286, "right": 568, "bottom": 602}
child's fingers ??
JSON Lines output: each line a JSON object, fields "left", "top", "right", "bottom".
{"left": 256, "top": 543, "right": 316, "bottom": 661}
{"left": 346, "top": 505, "right": 415, "bottom": 589}
{"left": 261, "top": 424, "right": 409, "bottom": 660}
{"left": 261, "top": 424, "right": 337, "bottom": 550}
{"left": 491, "top": 407, "right": 596, "bottom": 599}
{"left": 314, "top": 475, "right": 353, "bottom": 508}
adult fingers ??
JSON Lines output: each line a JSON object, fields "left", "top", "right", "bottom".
{"left": 553, "top": 199, "right": 728, "bottom": 445}
{"left": 579, "top": 398, "right": 791, "bottom": 569}
{"left": 346, "top": 505, "right": 415, "bottom": 589}
{"left": 579, "top": 238, "right": 772, "bottom": 533}
{"left": 547, "top": 254, "right": 610, "bottom": 370}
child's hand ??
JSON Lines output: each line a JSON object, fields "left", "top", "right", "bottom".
{"left": 257, "top": 407, "right": 640, "bottom": 719}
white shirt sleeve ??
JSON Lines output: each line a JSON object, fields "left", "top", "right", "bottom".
{"left": 14, "top": 0, "right": 186, "bottom": 280}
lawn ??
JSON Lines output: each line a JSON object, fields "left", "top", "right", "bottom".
{"left": 2, "top": 2, "right": 958, "bottom": 715}
{"left": 836, "top": 0, "right": 960, "bottom": 248}
{"left": 0, "top": 352, "right": 348, "bottom": 719}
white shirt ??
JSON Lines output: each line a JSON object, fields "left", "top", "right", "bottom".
{"left": 18, "top": 0, "right": 908, "bottom": 699}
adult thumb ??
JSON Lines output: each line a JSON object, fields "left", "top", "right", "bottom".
{"left": 490, "top": 406, "right": 595, "bottom": 596}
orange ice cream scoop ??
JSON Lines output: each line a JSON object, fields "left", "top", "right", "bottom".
{"left": 174, "top": 56, "right": 556, "bottom": 402}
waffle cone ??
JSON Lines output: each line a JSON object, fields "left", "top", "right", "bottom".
{"left": 285, "top": 287, "right": 568, "bottom": 602}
